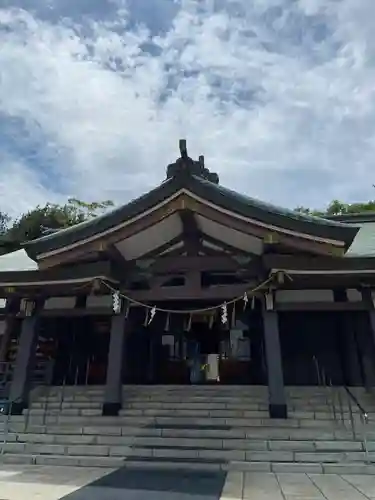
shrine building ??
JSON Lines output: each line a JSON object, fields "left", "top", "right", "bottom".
{"left": 1, "top": 140, "right": 375, "bottom": 419}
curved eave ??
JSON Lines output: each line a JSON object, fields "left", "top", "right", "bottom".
{"left": 0, "top": 260, "right": 115, "bottom": 289}
{"left": 187, "top": 177, "right": 359, "bottom": 250}
{"left": 326, "top": 212, "right": 375, "bottom": 224}
{"left": 24, "top": 175, "right": 359, "bottom": 259}
{"left": 264, "top": 254, "right": 375, "bottom": 273}
{"left": 24, "top": 177, "right": 181, "bottom": 260}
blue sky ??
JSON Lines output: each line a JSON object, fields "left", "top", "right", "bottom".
{"left": 1, "top": 0, "right": 375, "bottom": 218}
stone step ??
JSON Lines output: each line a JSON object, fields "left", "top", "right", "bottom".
{"left": 1, "top": 440, "right": 373, "bottom": 463}
{"left": 2, "top": 452, "right": 375, "bottom": 475}
{"left": 3, "top": 422, "right": 367, "bottom": 441}
{"left": 9, "top": 433, "right": 368, "bottom": 452}
{"left": 3, "top": 423, "right": 368, "bottom": 441}
{"left": 36, "top": 384, "right": 372, "bottom": 395}
{"left": 33, "top": 392, "right": 375, "bottom": 405}
{"left": 15, "top": 414, "right": 349, "bottom": 428}
{"left": 5, "top": 385, "right": 373, "bottom": 472}
{"left": 30, "top": 402, "right": 102, "bottom": 409}
{"left": 24, "top": 407, "right": 367, "bottom": 422}
{"left": 0, "top": 453, "right": 124, "bottom": 467}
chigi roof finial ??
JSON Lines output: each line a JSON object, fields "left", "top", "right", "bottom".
{"left": 165, "top": 139, "right": 220, "bottom": 185}
{"left": 179, "top": 139, "right": 188, "bottom": 158}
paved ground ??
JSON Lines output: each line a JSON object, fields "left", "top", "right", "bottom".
{"left": 0, "top": 465, "right": 375, "bottom": 499}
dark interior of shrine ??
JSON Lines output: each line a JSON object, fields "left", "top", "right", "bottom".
{"left": 4, "top": 306, "right": 374, "bottom": 388}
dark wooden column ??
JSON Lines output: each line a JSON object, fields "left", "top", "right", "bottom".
{"left": 0, "top": 298, "right": 19, "bottom": 363}
{"left": 262, "top": 294, "right": 287, "bottom": 419}
{"left": 9, "top": 300, "right": 40, "bottom": 415}
{"left": 102, "top": 304, "right": 129, "bottom": 416}
{"left": 359, "top": 289, "right": 375, "bottom": 389}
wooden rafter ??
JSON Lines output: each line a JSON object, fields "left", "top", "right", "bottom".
{"left": 200, "top": 233, "right": 255, "bottom": 257}
{"left": 178, "top": 209, "right": 201, "bottom": 255}
{"left": 105, "top": 244, "right": 134, "bottom": 281}
{"left": 131, "top": 236, "right": 184, "bottom": 261}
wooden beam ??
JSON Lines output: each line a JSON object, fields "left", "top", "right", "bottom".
{"left": 107, "top": 244, "right": 130, "bottom": 266}
{"left": 145, "top": 255, "right": 246, "bottom": 274}
{"left": 275, "top": 301, "right": 368, "bottom": 311}
{"left": 279, "top": 277, "right": 375, "bottom": 290}
{"left": 40, "top": 307, "right": 113, "bottom": 317}
{"left": 200, "top": 234, "right": 252, "bottom": 257}
{"left": 133, "top": 236, "right": 184, "bottom": 260}
{"left": 263, "top": 254, "right": 375, "bottom": 272}
{"left": 122, "top": 281, "right": 259, "bottom": 302}
{"left": 178, "top": 209, "right": 201, "bottom": 255}
{"left": 105, "top": 244, "right": 134, "bottom": 282}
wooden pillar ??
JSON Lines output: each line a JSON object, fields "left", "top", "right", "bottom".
{"left": 359, "top": 289, "right": 375, "bottom": 389}
{"left": 262, "top": 294, "right": 287, "bottom": 419}
{"left": 102, "top": 305, "right": 129, "bottom": 416}
{"left": 9, "top": 299, "right": 40, "bottom": 415}
{"left": 0, "top": 298, "right": 19, "bottom": 363}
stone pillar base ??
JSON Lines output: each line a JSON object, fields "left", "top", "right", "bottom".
{"left": 102, "top": 402, "right": 121, "bottom": 416}
{"left": 10, "top": 400, "right": 27, "bottom": 416}
{"left": 269, "top": 403, "right": 287, "bottom": 419}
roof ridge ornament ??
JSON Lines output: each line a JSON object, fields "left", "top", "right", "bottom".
{"left": 166, "top": 139, "right": 219, "bottom": 184}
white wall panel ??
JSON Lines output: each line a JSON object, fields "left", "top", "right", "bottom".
{"left": 276, "top": 289, "right": 334, "bottom": 303}
{"left": 347, "top": 289, "right": 363, "bottom": 302}
{"left": 44, "top": 297, "right": 76, "bottom": 309}
{"left": 86, "top": 295, "right": 112, "bottom": 308}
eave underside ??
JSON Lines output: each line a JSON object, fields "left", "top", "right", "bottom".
{"left": 32, "top": 192, "right": 354, "bottom": 271}
{"left": 0, "top": 260, "right": 116, "bottom": 297}
{"left": 24, "top": 175, "right": 358, "bottom": 262}
{"left": 1, "top": 252, "right": 375, "bottom": 300}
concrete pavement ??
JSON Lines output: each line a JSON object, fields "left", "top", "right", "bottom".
{"left": 0, "top": 465, "right": 375, "bottom": 499}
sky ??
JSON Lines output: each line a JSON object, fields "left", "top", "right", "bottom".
{"left": 1, "top": 0, "right": 375, "bottom": 219}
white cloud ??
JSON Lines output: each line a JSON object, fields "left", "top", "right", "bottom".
{"left": 0, "top": 0, "right": 375, "bottom": 219}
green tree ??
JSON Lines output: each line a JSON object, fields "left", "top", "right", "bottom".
{"left": 295, "top": 200, "right": 375, "bottom": 217}
{"left": 0, "top": 212, "right": 10, "bottom": 235}
{"left": 4, "top": 198, "right": 114, "bottom": 247}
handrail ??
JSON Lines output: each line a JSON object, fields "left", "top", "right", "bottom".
{"left": 0, "top": 396, "right": 23, "bottom": 455}
{"left": 59, "top": 371, "right": 67, "bottom": 414}
{"left": 343, "top": 385, "right": 370, "bottom": 463}
{"left": 42, "top": 360, "right": 55, "bottom": 426}
{"left": 313, "top": 356, "right": 336, "bottom": 420}
{"left": 343, "top": 385, "right": 368, "bottom": 421}
{"left": 313, "top": 356, "right": 371, "bottom": 464}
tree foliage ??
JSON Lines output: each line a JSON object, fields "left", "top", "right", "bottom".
{"left": 0, "top": 212, "right": 10, "bottom": 236}
{"left": 0, "top": 198, "right": 114, "bottom": 250}
{"left": 295, "top": 200, "right": 375, "bottom": 217}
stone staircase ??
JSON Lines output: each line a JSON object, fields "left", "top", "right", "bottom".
{"left": 1, "top": 385, "right": 375, "bottom": 473}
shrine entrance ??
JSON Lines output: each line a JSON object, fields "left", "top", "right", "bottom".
{"left": 121, "top": 304, "right": 267, "bottom": 386}
{"left": 39, "top": 316, "right": 111, "bottom": 386}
